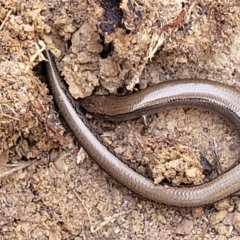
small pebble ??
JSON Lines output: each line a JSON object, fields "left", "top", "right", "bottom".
{"left": 191, "top": 207, "right": 204, "bottom": 218}
{"left": 222, "top": 213, "right": 234, "bottom": 226}
{"left": 229, "top": 237, "right": 240, "bottom": 240}
{"left": 235, "top": 200, "right": 240, "bottom": 212}
{"left": 176, "top": 219, "right": 193, "bottom": 235}
{"left": 76, "top": 147, "right": 87, "bottom": 164}
{"left": 214, "top": 199, "right": 230, "bottom": 211}
{"left": 210, "top": 210, "right": 228, "bottom": 225}
{"left": 233, "top": 212, "right": 240, "bottom": 232}
{"left": 218, "top": 235, "right": 227, "bottom": 240}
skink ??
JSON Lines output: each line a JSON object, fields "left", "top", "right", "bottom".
{"left": 44, "top": 49, "right": 240, "bottom": 207}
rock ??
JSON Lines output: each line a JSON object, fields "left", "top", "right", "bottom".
{"left": 191, "top": 207, "right": 204, "bottom": 218}
{"left": 96, "top": 201, "right": 105, "bottom": 211}
{"left": 223, "top": 213, "right": 234, "bottom": 226}
{"left": 229, "top": 237, "right": 240, "bottom": 240}
{"left": 233, "top": 212, "right": 240, "bottom": 232}
{"left": 214, "top": 199, "right": 230, "bottom": 210}
{"left": 235, "top": 200, "right": 240, "bottom": 212}
{"left": 210, "top": 210, "right": 228, "bottom": 225}
{"left": 76, "top": 147, "right": 87, "bottom": 164}
{"left": 218, "top": 236, "right": 227, "bottom": 240}
{"left": 215, "top": 223, "right": 231, "bottom": 237}
{"left": 176, "top": 219, "right": 194, "bottom": 235}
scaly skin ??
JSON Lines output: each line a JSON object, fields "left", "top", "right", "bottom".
{"left": 44, "top": 49, "right": 240, "bottom": 207}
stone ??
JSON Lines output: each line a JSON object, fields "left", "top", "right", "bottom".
{"left": 210, "top": 210, "right": 228, "bottom": 225}
{"left": 176, "top": 219, "right": 194, "bottom": 235}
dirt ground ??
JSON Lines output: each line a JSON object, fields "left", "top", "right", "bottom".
{"left": 1, "top": 0, "right": 240, "bottom": 239}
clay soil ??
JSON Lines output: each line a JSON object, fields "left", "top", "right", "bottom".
{"left": 1, "top": 0, "right": 240, "bottom": 239}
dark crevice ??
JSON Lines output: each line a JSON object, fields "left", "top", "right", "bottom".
{"left": 99, "top": 35, "right": 114, "bottom": 58}
{"left": 116, "top": 86, "right": 125, "bottom": 94}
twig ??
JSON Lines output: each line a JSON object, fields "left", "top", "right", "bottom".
{"left": 159, "top": 4, "right": 190, "bottom": 33}
{"left": 0, "top": 103, "right": 19, "bottom": 121}
{"left": 90, "top": 209, "right": 132, "bottom": 233}
{"left": 73, "top": 189, "right": 132, "bottom": 233}
{"left": 0, "top": 10, "right": 12, "bottom": 31}
{"left": 0, "top": 160, "right": 40, "bottom": 180}
{"left": 29, "top": 40, "right": 46, "bottom": 63}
